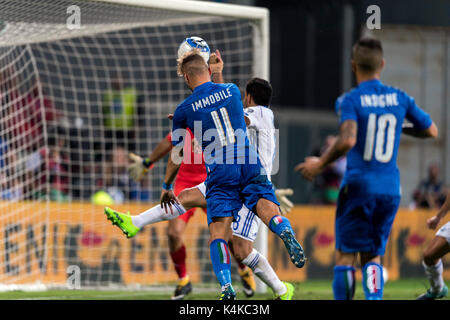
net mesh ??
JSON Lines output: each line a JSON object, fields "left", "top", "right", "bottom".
{"left": 0, "top": 0, "right": 259, "bottom": 289}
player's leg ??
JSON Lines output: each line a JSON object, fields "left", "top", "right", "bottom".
{"left": 167, "top": 212, "right": 192, "bottom": 300}
{"left": 131, "top": 186, "right": 204, "bottom": 227}
{"left": 227, "top": 238, "right": 256, "bottom": 297}
{"left": 333, "top": 187, "right": 378, "bottom": 300}
{"left": 103, "top": 186, "right": 205, "bottom": 237}
{"left": 333, "top": 250, "right": 357, "bottom": 300}
{"left": 359, "top": 253, "right": 384, "bottom": 300}
{"left": 240, "top": 163, "right": 305, "bottom": 268}
{"left": 254, "top": 198, "right": 306, "bottom": 268}
{"left": 417, "top": 227, "right": 450, "bottom": 300}
{"left": 234, "top": 236, "right": 293, "bottom": 300}
{"left": 358, "top": 194, "right": 400, "bottom": 300}
{"left": 230, "top": 206, "right": 293, "bottom": 299}
{"left": 209, "top": 216, "right": 236, "bottom": 300}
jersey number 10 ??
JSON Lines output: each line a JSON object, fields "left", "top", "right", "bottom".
{"left": 363, "top": 113, "right": 397, "bottom": 163}
{"left": 211, "top": 107, "right": 236, "bottom": 147}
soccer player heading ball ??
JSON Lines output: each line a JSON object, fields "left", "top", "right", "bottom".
{"left": 105, "top": 47, "right": 304, "bottom": 300}
{"left": 297, "top": 37, "right": 438, "bottom": 300}
{"left": 164, "top": 49, "right": 306, "bottom": 300}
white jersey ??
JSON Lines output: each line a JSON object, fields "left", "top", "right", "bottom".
{"left": 195, "top": 105, "right": 277, "bottom": 242}
{"left": 245, "top": 105, "right": 276, "bottom": 180}
{"left": 436, "top": 221, "right": 450, "bottom": 244}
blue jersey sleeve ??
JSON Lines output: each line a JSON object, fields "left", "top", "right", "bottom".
{"left": 405, "top": 95, "right": 432, "bottom": 131}
{"left": 171, "top": 107, "right": 187, "bottom": 147}
{"left": 335, "top": 94, "right": 357, "bottom": 124}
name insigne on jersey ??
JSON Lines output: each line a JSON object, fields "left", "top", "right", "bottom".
{"left": 360, "top": 93, "right": 399, "bottom": 108}
{"left": 191, "top": 88, "right": 232, "bottom": 112}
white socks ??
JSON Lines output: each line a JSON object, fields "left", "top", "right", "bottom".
{"left": 242, "top": 248, "right": 286, "bottom": 296}
{"left": 131, "top": 203, "right": 186, "bottom": 229}
{"left": 423, "top": 259, "right": 444, "bottom": 293}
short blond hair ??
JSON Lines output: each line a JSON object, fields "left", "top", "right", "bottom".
{"left": 177, "top": 48, "right": 208, "bottom": 77}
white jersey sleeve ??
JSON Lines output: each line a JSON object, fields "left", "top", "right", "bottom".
{"left": 244, "top": 106, "right": 276, "bottom": 179}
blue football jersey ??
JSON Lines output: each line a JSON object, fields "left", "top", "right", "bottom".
{"left": 171, "top": 81, "right": 258, "bottom": 172}
{"left": 335, "top": 79, "right": 432, "bottom": 196}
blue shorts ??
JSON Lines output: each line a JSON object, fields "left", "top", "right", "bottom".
{"left": 335, "top": 185, "right": 400, "bottom": 256}
{"left": 204, "top": 162, "right": 279, "bottom": 225}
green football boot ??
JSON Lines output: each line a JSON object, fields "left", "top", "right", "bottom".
{"left": 104, "top": 207, "right": 140, "bottom": 238}
{"left": 219, "top": 284, "right": 236, "bottom": 300}
{"left": 417, "top": 285, "right": 448, "bottom": 300}
{"left": 275, "top": 282, "right": 295, "bottom": 300}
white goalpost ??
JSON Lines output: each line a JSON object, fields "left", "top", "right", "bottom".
{"left": 0, "top": 0, "right": 269, "bottom": 292}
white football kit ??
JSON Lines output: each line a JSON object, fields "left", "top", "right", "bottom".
{"left": 196, "top": 105, "right": 276, "bottom": 241}
{"left": 436, "top": 221, "right": 450, "bottom": 244}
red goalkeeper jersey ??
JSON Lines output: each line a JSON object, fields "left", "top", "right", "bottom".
{"left": 166, "top": 128, "right": 206, "bottom": 186}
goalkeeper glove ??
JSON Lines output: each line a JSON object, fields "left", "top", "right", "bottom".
{"left": 128, "top": 153, "right": 154, "bottom": 182}
{"left": 275, "top": 188, "right": 294, "bottom": 215}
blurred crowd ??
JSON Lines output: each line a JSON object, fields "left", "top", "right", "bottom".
{"left": 0, "top": 67, "right": 150, "bottom": 205}
{"left": 411, "top": 163, "right": 447, "bottom": 210}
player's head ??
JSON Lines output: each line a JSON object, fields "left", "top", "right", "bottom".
{"left": 351, "top": 37, "right": 385, "bottom": 76}
{"left": 177, "top": 49, "right": 211, "bottom": 90}
{"left": 244, "top": 77, "right": 272, "bottom": 108}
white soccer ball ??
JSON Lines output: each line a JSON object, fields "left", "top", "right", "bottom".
{"left": 177, "top": 36, "right": 210, "bottom": 64}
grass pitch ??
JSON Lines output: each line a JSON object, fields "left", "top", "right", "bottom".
{"left": 0, "top": 278, "right": 448, "bottom": 300}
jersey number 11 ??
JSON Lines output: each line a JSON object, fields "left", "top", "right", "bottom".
{"left": 211, "top": 107, "right": 236, "bottom": 147}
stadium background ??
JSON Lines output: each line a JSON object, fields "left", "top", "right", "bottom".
{"left": 0, "top": 0, "right": 449, "bottom": 293}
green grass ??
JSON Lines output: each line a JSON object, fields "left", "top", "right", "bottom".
{"left": 0, "top": 279, "right": 448, "bottom": 300}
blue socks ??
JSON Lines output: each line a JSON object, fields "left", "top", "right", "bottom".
{"left": 333, "top": 265, "right": 356, "bottom": 300}
{"left": 362, "top": 262, "right": 384, "bottom": 300}
{"left": 268, "top": 215, "right": 293, "bottom": 236}
{"left": 210, "top": 239, "right": 232, "bottom": 288}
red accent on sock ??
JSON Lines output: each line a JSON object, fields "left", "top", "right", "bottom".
{"left": 238, "top": 261, "right": 246, "bottom": 270}
{"left": 170, "top": 244, "right": 187, "bottom": 279}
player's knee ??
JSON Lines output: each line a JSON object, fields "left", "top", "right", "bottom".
{"left": 231, "top": 239, "right": 252, "bottom": 262}
{"left": 423, "top": 250, "right": 438, "bottom": 266}
{"left": 167, "top": 223, "right": 184, "bottom": 242}
{"left": 177, "top": 190, "right": 192, "bottom": 209}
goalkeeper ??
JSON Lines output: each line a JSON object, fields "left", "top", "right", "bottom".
{"left": 105, "top": 50, "right": 296, "bottom": 300}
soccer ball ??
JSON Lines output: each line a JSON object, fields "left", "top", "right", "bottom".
{"left": 177, "top": 36, "right": 210, "bottom": 64}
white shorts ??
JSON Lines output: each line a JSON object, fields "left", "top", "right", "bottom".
{"left": 195, "top": 182, "right": 261, "bottom": 242}
{"left": 436, "top": 221, "right": 450, "bottom": 244}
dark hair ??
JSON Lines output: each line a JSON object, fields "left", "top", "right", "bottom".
{"left": 245, "top": 77, "right": 272, "bottom": 106}
{"left": 352, "top": 37, "right": 383, "bottom": 74}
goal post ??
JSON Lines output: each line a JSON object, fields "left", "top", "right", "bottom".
{"left": 0, "top": 0, "right": 270, "bottom": 293}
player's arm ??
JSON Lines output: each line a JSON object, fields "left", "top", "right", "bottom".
{"left": 403, "top": 95, "right": 438, "bottom": 138}
{"left": 147, "top": 134, "right": 173, "bottom": 162}
{"left": 128, "top": 134, "right": 173, "bottom": 182}
{"left": 297, "top": 94, "right": 357, "bottom": 182}
{"left": 160, "top": 146, "right": 183, "bottom": 214}
{"left": 402, "top": 121, "right": 438, "bottom": 138}
{"left": 296, "top": 120, "right": 357, "bottom": 182}
{"left": 210, "top": 50, "right": 255, "bottom": 127}
{"left": 160, "top": 109, "right": 186, "bottom": 213}
{"left": 209, "top": 50, "right": 224, "bottom": 84}
{"left": 427, "top": 190, "right": 450, "bottom": 229}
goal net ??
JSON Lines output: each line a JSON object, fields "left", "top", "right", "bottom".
{"left": 0, "top": 0, "right": 268, "bottom": 291}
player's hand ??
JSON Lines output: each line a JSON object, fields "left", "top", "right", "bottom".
{"left": 209, "top": 49, "right": 223, "bottom": 74}
{"left": 295, "top": 157, "right": 323, "bottom": 182}
{"left": 427, "top": 215, "right": 441, "bottom": 230}
{"left": 160, "top": 189, "right": 180, "bottom": 215}
{"left": 275, "top": 188, "right": 294, "bottom": 215}
{"left": 167, "top": 113, "right": 174, "bottom": 120}
{"left": 128, "top": 153, "right": 151, "bottom": 182}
